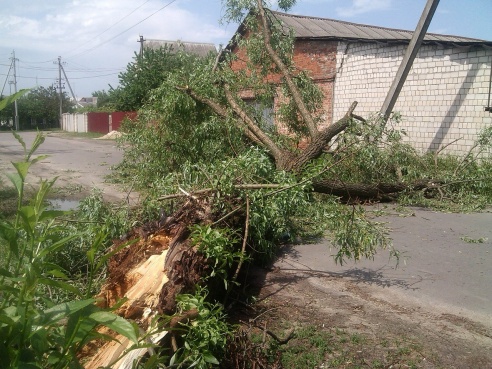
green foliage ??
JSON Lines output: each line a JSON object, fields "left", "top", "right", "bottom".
{"left": 0, "top": 89, "right": 30, "bottom": 111}
{"left": 116, "top": 54, "right": 247, "bottom": 188}
{"left": 191, "top": 225, "right": 243, "bottom": 289}
{"left": 17, "top": 86, "right": 74, "bottom": 130}
{"left": 0, "top": 89, "right": 30, "bottom": 130}
{"left": 171, "top": 287, "right": 231, "bottom": 369}
{"left": 0, "top": 132, "right": 140, "bottom": 368}
{"left": 111, "top": 46, "right": 206, "bottom": 111}
{"left": 222, "top": 0, "right": 296, "bottom": 23}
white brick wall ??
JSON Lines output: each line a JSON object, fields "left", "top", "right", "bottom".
{"left": 334, "top": 41, "right": 492, "bottom": 155}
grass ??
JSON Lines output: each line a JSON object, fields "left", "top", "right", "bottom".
{"left": 242, "top": 323, "right": 433, "bottom": 369}
{"left": 58, "top": 131, "right": 105, "bottom": 139}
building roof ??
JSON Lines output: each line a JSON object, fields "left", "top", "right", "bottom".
{"left": 144, "top": 40, "right": 217, "bottom": 57}
{"left": 269, "top": 10, "right": 491, "bottom": 46}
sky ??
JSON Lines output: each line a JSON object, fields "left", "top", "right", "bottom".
{"left": 1, "top": 0, "right": 491, "bottom": 99}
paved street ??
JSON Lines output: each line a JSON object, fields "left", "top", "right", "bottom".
{"left": 276, "top": 206, "right": 492, "bottom": 325}
{"left": 0, "top": 131, "right": 133, "bottom": 202}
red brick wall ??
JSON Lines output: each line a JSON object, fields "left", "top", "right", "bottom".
{"left": 230, "top": 38, "right": 337, "bottom": 129}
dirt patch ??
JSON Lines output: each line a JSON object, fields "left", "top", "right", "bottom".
{"left": 238, "top": 264, "right": 492, "bottom": 368}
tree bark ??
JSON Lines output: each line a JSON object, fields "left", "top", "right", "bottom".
{"left": 312, "top": 179, "right": 430, "bottom": 200}
{"left": 256, "top": 0, "right": 319, "bottom": 139}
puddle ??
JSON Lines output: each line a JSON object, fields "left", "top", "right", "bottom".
{"left": 48, "top": 199, "right": 80, "bottom": 211}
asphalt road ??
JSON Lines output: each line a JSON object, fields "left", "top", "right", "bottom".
{"left": 0, "top": 131, "right": 133, "bottom": 202}
{"left": 276, "top": 206, "right": 492, "bottom": 325}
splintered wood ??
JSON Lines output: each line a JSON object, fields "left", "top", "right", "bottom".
{"left": 84, "top": 232, "right": 171, "bottom": 369}
{"left": 83, "top": 199, "right": 214, "bottom": 368}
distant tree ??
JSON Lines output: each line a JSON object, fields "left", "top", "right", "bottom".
{"left": 0, "top": 94, "right": 14, "bottom": 129}
{"left": 92, "top": 89, "right": 114, "bottom": 109}
{"left": 18, "top": 86, "right": 74, "bottom": 129}
{"left": 110, "top": 47, "right": 202, "bottom": 111}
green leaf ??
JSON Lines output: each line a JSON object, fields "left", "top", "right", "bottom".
{"left": 65, "top": 305, "right": 99, "bottom": 346}
{"left": 41, "top": 299, "right": 97, "bottom": 326}
{"left": 0, "top": 268, "right": 13, "bottom": 278}
{"left": 89, "top": 311, "right": 139, "bottom": 344}
{"left": 27, "top": 134, "right": 46, "bottom": 160}
{"left": 29, "top": 154, "right": 49, "bottom": 166}
{"left": 203, "top": 352, "right": 220, "bottom": 364}
{"left": 0, "top": 221, "right": 18, "bottom": 257}
{"left": 0, "top": 89, "right": 30, "bottom": 112}
{"left": 12, "top": 161, "right": 32, "bottom": 182}
{"left": 11, "top": 130, "right": 26, "bottom": 153}
{"left": 45, "top": 269, "right": 69, "bottom": 280}
{"left": 38, "top": 210, "right": 69, "bottom": 222}
{"left": 38, "top": 277, "right": 82, "bottom": 297}
{"left": 37, "top": 233, "right": 79, "bottom": 259}
{"left": 5, "top": 172, "right": 23, "bottom": 198}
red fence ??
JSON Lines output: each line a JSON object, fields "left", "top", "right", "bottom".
{"left": 87, "top": 112, "right": 110, "bottom": 134}
{"left": 86, "top": 112, "right": 137, "bottom": 133}
{"left": 111, "top": 111, "right": 137, "bottom": 131}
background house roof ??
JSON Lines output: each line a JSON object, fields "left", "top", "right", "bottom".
{"left": 144, "top": 40, "right": 217, "bottom": 57}
{"left": 269, "top": 10, "right": 492, "bottom": 46}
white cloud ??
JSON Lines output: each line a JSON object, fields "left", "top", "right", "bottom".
{"left": 336, "top": 0, "right": 392, "bottom": 17}
{"left": 0, "top": 0, "right": 230, "bottom": 95}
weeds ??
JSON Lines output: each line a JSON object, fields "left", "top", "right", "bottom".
{"left": 0, "top": 132, "right": 141, "bottom": 368}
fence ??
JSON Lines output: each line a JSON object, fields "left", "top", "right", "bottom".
{"left": 62, "top": 112, "right": 137, "bottom": 133}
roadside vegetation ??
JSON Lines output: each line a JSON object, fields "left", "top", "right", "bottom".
{"left": 1, "top": 0, "right": 491, "bottom": 368}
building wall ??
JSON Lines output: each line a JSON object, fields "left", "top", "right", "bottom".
{"left": 333, "top": 41, "right": 492, "bottom": 154}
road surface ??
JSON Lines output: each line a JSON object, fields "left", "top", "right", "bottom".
{"left": 275, "top": 206, "right": 492, "bottom": 326}
{"left": 0, "top": 131, "right": 136, "bottom": 203}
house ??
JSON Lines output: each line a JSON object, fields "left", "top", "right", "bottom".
{"left": 143, "top": 39, "right": 217, "bottom": 57}
{"left": 228, "top": 10, "right": 492, "bottom": 155}
{"left": 78, "top": 96, "right": 98, "bottom": 108}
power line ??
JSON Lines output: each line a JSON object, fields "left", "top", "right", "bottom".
{"left": 64, "top": 0, "right": 152, "bottom": 57}
{"left": 66, "top": 0, "right": 179, "bottom": 60}
{"left": 0, "top": 72, "right": 120, "bottom": 80}
{"left": 1, "top": 58, "right": 13, "bottom": 96}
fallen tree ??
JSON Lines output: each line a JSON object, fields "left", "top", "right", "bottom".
{"left": 97, "top": 0, "right": 492, "bottom": 367}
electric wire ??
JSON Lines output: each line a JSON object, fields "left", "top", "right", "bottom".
{"left": 64, "top": 0, "right": 152, "bottom": 58}
{"left": 1, "top": 59, "right": 13, "bottom": 96}
{"left": 66, "top": 0, "right": 179, "bottom": 60}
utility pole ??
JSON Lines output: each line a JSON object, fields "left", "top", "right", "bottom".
{"left": 57, "top": 56, "right": 63, "bottom": 128}
{"left": 11, "top": 50, "right": 19, "bottom": 131}
{"left": 60, "top": 62, "right": 80, "bottom": 107}
{"left": 138, "top": 35, "right": 146, "bottom": 58}
{"left": 380, "top": 0, "right": 440, "bottom": 124}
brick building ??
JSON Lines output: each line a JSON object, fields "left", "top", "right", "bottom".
{"left": 228, "top": 10, "right": 492, "bottom": 155}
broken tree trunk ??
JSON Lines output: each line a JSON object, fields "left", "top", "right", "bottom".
{"left": 82, "top": 198, "right": 215, "bottom": 368}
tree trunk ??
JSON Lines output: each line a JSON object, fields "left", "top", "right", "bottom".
{"left": 312, "top": 179, "right": 430, "bottom": 200}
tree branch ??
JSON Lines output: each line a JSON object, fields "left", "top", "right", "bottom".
{"left": 176, "top": 85, "right": 263, "bottom": 146}
{"left": 223, "top": 83, "right": 285, "bottom": 160}
{"left": 278, "top": 101, "right": 359, "bottom": 172}
{"left": 256, "top": 0, "right": 319, "bottom": 139}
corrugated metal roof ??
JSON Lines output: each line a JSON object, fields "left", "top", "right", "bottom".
{"left": 144, "top": 40, "right": 216, "bottom": 57}
{"left": 269, "top": 11, "right": 491, "bottom": 45}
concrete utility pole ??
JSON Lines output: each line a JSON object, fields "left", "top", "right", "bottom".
{"left": 380, "top": 0, "right": 440, "bottom": 123}
{"left": 60, "top": 63, "right": 80, "bottom": 107}
{"left": 138, "top": 35, "right": 146, "bottom": 58}
{"left": 11, "top": 50, "right": 19, "bottom": 131}
{"left": 57, "top": 56, "right": 63, "bottom": 128}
